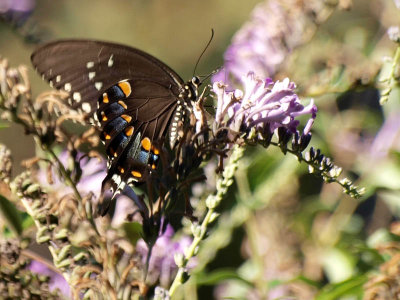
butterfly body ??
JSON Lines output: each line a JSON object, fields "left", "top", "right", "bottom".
{"left": 31, "top": 39, "right": 200, "bottom": 213}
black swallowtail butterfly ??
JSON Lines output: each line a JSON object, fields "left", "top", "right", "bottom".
{"left": 31, "top": 39, "right": 200, "bottom": 215}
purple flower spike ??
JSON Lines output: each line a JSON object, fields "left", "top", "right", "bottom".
{"left": 213, "top": 73, "right": 317, "bottom": 141}
{"left": 213, "top": 1, "right": 307, "bottom": 85}
{"left": 0, "top": 0, "right": 36, "bottom": 26}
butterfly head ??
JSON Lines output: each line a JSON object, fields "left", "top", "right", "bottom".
{"left": 180, "top": 76, "right": 201, "bottom": 102}
{"left": 191, "top": 76, "right": 201, "bottom": 87}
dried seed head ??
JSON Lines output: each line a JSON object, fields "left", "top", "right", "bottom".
{"left": 0, "top": 144, "right": 12, "bottom": 183}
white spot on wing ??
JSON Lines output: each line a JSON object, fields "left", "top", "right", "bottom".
{"left": 108, "top": 54, "right": 114, "bottom": 67}
{"left": 118, "top": 181, "right": 126, "bottom": 191}
{"left": 93, "top": 113, "right": 100, "bottom": 126}
{"left": 112, "top": 174, "right": 122, "bottom": 186}
{"left": 56, "top": 75, "right": 61, "bottom": 83}
{"left": 127, "top": 178, "right": 138, "bottom": 184}
{"left": 64, "top": 83, "right": 71, "bottom": 92}
{"left": 49, "top": 81, "right": 53, "bottom": 88}
{"left": 82, "top": 102, "right": 91, "bottom": 113}
{"left": 88, "top": 72, "right": 96, "bottom": 80}
{"left": 73, "top": 92, "right": 81, "bottom": 102}
{"left": 86, "top": 61, "right": 94, "bottom": 68}
{"left": 95, "top": 82, "right": 103, "bottom": 91}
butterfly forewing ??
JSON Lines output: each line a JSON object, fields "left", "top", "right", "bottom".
{"left": 31, "top": 39, "right": 185, "bottom": 114}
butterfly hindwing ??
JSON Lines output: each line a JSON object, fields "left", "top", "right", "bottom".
{"left": 98, "top": 79, "right": 177, "bottom": 183}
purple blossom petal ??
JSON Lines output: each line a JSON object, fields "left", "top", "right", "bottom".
{"left": 37, "top": 150, "right": 106, "bottom": 198}
{"left": 370, "top": 111, "right": 400, "bottom": 159}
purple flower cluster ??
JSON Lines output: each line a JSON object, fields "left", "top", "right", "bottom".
{"left": 213, "top": 1, "right": 306, "bottom": 86}
{"left": 213, "top": 72, "right": 317, "bottom": 141}
{"left": 136, "top": 224, "right": 193, "bottom": 288}
{"left": 0, "top": 0, "right": 35, "bottom": 25}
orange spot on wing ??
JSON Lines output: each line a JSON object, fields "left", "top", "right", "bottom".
{"left": 151, "top": 164, "right": 156, "bottom": 170}
{"left": 125, "top": 126, "right": 134, "bottom": 137}
{"left": 121, "top": 114, "right": 132, "bottom": 123}
{"left": 141, "top": 137, "right": 151, "bottom": 151}
{"left": 118, "top": 100, "right": 127, "bottom": 110}
{"left": 118, "top": 166, "right": 125, "bottom": 174}
{"left": 131, "top": 170, "right": 142, "bottom": 178}
{"left": 102, "top": 93, "right": 109, "bottom": 103}
{"left": 118, "top": 81, "right": 132, "bottom": 97}
{"left": 151, "top": 146, "right": 160, "bottom": 155}
{"left": 104, "top": 132, "right": 111, "bottom": 140}
{"left": 101, "top": 112, "right": 108, "bottom": 122}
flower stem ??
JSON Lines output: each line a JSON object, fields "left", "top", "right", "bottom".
{"left": 169, "top": 145, "right": 244, "bottom": 296}
{"left": 380, "top": 45, "right": 400, "bottom": 104}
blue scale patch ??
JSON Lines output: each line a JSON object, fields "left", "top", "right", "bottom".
{"left": 107, "top": 129, "right": 130, "bottom": 157}
{"left": 103, "top": 116, "right": 128, "bottom": 137}
{"left": 151, "top": 153, "right": 159, "bottom": 164}
{"left": 99, "top": 102, "right": 125, "bottom": 122}
{"left": 137, "top": 150, "right": 150, "bottom": 165}
{"left": 106, "top": 85, "right": 126, "bottom": 101}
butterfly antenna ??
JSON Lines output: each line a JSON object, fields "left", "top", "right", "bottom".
{"left": 193, "top": 28, "right": 215, "bottom": 78}
{"left": 199, "top": 66, "right": 222, "bottom": 85}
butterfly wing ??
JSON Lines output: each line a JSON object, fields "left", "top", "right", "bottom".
{"left": 31, "top": 39, "right": 185, "bottom": 115}
{"left": 32, "top": 40, "right": 187, "bottom": 214}
{"left": 97, "top": 78, "right": 177, "bottom": 183}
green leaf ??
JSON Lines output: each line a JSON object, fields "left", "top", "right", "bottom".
{"left": 122, "top": 222, "right": 143, "bottom": 245}
{"left": 0, "top": 194, "right": 23, "bottom": 236}
{"left": 22, "top": 213, "right": 34, "bottom": 230}
{"left": 195, "top": 268, "right": 253, "bottom": 286}
{"left": 292, "top": 275, "right": 322, "bottom": 288}
{"left": 0, "top": 121, "right": 9, "bottom": 129}
{"left": 315, "top": 275, "right": 368, "bottom": 300}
